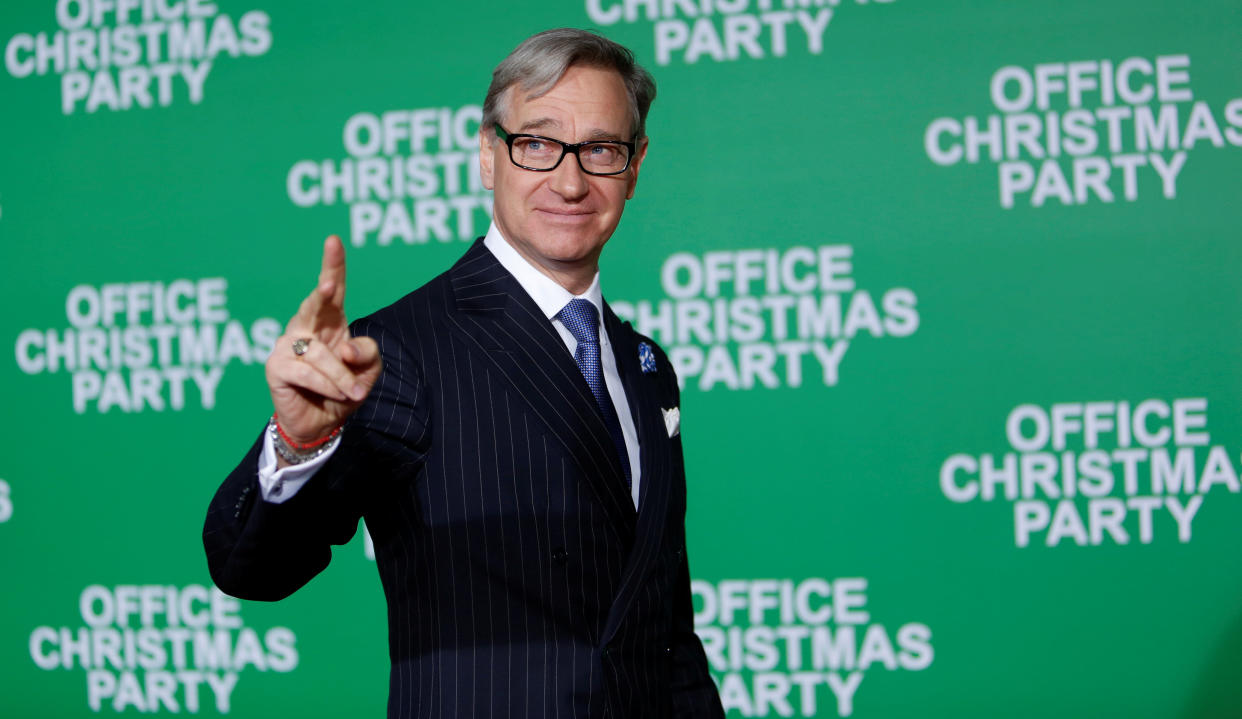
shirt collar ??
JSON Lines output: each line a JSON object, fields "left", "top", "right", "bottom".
{"left": 483, "top": 221, "right": 605, "bottom": 322}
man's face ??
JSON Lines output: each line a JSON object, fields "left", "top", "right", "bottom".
{"left": 480, "top": 64, "right": 647, "bottom": 287}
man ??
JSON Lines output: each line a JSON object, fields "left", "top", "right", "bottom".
{"left": 204, "top": 28, "right": 723, "bottom": 719}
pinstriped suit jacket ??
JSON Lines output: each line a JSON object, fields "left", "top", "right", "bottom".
{"left": 204, "top": 239, "right": 724, "bottom": 718}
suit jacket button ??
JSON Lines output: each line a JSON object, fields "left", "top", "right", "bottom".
{"left": 551, "top": 548, "right": 568, "bottom": 564}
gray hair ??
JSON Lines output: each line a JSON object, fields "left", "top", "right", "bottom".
{"left": 482, "top": 28, "right": 656, "bottom": 141}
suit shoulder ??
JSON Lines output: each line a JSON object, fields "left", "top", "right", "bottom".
{"left": 351, "top": 239, "right": 489, "bottom": 334}
{"left": 350, "top": 261, "right": 459, "bottom": 337}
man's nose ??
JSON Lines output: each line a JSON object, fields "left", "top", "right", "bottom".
{"left": 548, "top": 151, "right": 590, "bottom": 200}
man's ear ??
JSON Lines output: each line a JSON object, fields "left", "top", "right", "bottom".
{"left": 625, "top": 136, "right": 649, "bottom": 200}
{"left": 479, "top": 128, "right": 495, "bottom": 191}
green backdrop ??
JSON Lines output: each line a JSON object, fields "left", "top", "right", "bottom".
{"left": 3, "top": 0, "right": 1241, "bottom": 716}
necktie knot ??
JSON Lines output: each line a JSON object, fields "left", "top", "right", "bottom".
{"left": 559, "top": 298, "right": 600, "bottom": 347}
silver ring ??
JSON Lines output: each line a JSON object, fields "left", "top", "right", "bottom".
{"left": 292, "top": 338, "right": 311, "bottom": 356}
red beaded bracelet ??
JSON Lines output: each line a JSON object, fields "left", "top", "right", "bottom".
{"left": 272, "top": 413, "right": 342, "bottom": 450}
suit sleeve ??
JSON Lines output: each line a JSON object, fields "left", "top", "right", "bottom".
{"left": 669, "top": 550, "right": 725, "bottom": 718}
{"left": 202, "top": 315, "right": 430, "bottom": 601}
{"left": 653, "top": 340, "right": 725, "bottom": 719}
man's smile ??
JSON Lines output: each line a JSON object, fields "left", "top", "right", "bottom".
{"left": 535, "top": 207, "right": 597, "bottom": 220}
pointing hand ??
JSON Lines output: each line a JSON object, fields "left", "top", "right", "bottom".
{"left": 265, "top": 236, "right": 381, "bottom": 453}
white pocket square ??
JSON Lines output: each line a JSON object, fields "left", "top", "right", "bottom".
{"left": 662, "top": 407, "right": 680, "bottom": 438}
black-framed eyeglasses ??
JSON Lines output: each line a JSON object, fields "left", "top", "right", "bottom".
{"left": 494, "top": 124, "right": 636, "bottom": 176}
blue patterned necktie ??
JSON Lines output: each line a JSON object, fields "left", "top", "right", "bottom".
{"left": 558, "top": 298, "right": 632, "bottom": 489}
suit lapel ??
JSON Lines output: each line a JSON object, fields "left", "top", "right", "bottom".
{"left": 600, "top": 303, "right": 673, "bottom": 643}
{"left": 445, "top": 241, "right": 637, "bottom": 541}
{"left": 605, "top": 304, "right": 671, "bottom": 527}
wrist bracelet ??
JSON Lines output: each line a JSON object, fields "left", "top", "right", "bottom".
{"left": 268, "top": 416, "right": 342, "bottom": 465}
{"left": 272, "top": 412, "right": 342, "bottom": 450}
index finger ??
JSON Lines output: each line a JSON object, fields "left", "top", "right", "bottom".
{"left": 290, "top": 235, "right": 348, "bottom": 330}
{"left": 317, "top": 235, "right": 347, "bottom": 309}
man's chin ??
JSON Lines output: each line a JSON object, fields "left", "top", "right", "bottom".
{"left": 531, "top": 226, "right": 607, "bottom": 256}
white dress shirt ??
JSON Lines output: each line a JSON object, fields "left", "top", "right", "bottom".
{"left": 258, "top": 221, "right": 642, "bottom": 508}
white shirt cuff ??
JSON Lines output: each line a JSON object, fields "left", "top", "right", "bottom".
{"left": 257, "top": 429, "right": 340, "bottom": 504}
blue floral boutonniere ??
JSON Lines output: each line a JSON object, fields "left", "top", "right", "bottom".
{"left": 638, "top": 342, "right": 657, "bottom": 373}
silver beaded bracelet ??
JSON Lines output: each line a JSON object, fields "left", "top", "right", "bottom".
{"left": 267, "top": 416, "right": 342, "bottom": 465}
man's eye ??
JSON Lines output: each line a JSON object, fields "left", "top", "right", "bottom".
{"left": 586, "top": 144, "right": 620, "bottom": 160}
{"left": 519, "top": 139, "right": 554, "bottom": 154}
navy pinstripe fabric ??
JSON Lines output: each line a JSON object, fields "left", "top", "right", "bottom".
{"left": 204, "top": 239, "right": 724, "bottom": 718}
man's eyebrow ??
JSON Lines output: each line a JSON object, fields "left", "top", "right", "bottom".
{"left": 517, "top": 118, "right": 562, "bottom": 133}
{"left": 583, "top": 128, "right": 626, "bottom": 141}
{"left": 516, "top": 118, "right": 627, "bottom": 141}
